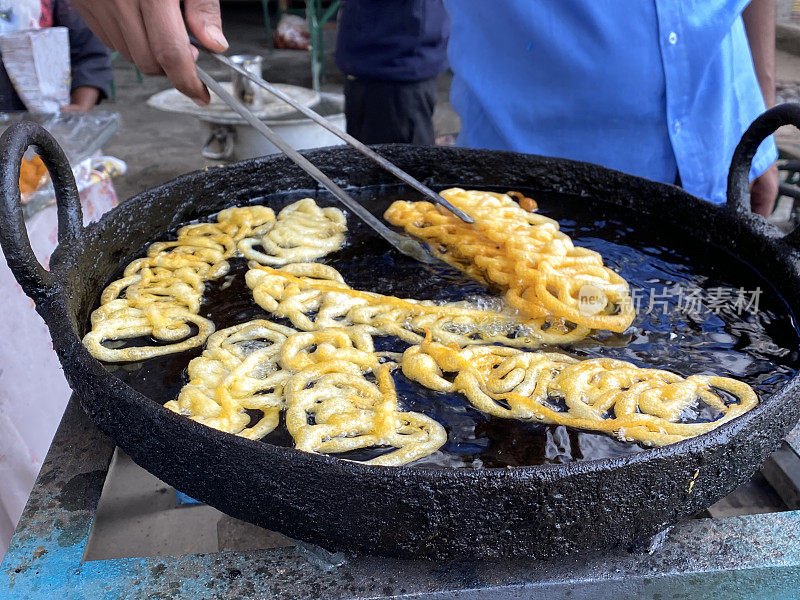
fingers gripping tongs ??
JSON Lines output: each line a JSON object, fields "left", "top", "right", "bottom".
{"left": 188, "top": 36, "right": 472, "bottom": 264}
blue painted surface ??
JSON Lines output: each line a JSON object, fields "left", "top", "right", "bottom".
{"left": 174, "top": 490, "right": 204, "bottom": 506}
{"left": 3, "top": 398, "right": 800, "bottom": 599}
{"left": 3, "top": 507, "right": 800, "bottom": 599}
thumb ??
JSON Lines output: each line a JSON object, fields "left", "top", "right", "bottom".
{"left": 185, "top": 0, "right": 228, "bottom": 52}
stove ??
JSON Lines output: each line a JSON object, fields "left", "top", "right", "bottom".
{"left": 1, "top": 396, "right": 799, "bottom": 599}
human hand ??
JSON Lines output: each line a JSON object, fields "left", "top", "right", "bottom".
{"left": 750, "top": 162, "right": 779, "bottom": 217}
{"left": 61, "top": 86, "right": 100, "bottom": 113}
{"left": 70, "top": 0, "right": 228, "bottom": 106}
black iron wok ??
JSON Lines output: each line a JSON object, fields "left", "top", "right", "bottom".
{"left": 2, "top": 105, "right": 800, "bottom": 560}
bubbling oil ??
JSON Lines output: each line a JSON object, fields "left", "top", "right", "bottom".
{"left": 104, "top": 186, "right": 800, "bottom": 468}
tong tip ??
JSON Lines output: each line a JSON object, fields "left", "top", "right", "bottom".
{"left": 455, "top": 208, "right": 475, "bottom": 223}
{"left": 425, "top": 191, "right": 473, "bottom": 223}
{"left": 442, "top": 200, "right": 474, "bottom": 223}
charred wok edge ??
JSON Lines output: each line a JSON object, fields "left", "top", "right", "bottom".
{"left": 0, "top": 105, "right": 799, "bottom": 559}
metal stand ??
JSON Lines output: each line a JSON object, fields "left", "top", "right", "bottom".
{"left": 2, "top": 396, "right": 800, "bottom": 600}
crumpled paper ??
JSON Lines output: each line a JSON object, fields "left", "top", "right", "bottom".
{"left": 0, "top": 26, "right": 70, "bottom": 112}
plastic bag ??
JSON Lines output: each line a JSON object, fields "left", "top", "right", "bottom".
{"left": 20, "top": 154, "right": 126, "bottom": 216}
{"left": 0, "top": 110, "right": 122, "bottom": 214}
{"left": 0, "top": 26, "right": 70, "bottom": 112}
{"left": 0, "top": 110, "right": 121, "bottom": 163}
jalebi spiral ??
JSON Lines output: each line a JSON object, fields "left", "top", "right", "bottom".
{"left": 82, "top": 190, "right": 762, "bottom": 461}
{"left": 166, "top": 321, "right": 446, "bottom": 465}
{"left": 401, "top": 335, "right": 758, "bottom": 447}
{"left": 83, "top": 205, "right": 275, "bottom": 362}
{"left": 246, "top": 262, "right": 590, "bottom": 347}
{"left": 282, "top": 327, "right": 446, "bottom": 465}
{"left": 384, "top": 188, "right": 635, "bottom": 332}
{"left": 83, "top": 200, "right": 346, "bottom": 362}
{"left": 168, "top": 316, "right": 758, "bottom": 457}
{"left": 239, "top": 198, "right": 346, "bottom": 265}
{"left": 164, "top": 320, "right": 295, "bottom": 439}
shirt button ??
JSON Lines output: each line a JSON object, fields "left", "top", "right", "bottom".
{"left": 673, "top": 120, "right": 682, "bottom": 133}
{"left": 668, "top": 31, "right": 678, "bottom": 45}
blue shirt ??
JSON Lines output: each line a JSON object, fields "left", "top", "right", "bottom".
{"left": 335, "top": 0, "right": 449, "bottom": 82}
{"left": 443, "top": 0, "right": 777, "bottom": 204}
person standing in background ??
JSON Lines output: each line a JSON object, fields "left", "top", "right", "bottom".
{"left": 443, "top": 0, "right": 779, "bottom": 216}
{"left": 335, "top": 0, "right": 449, "bottom": 145}
{"left": 61, "top": 0, "right": 780, "bottom": 209}
{"left": 0, "top": 0, "right": 111, "bottom": 112}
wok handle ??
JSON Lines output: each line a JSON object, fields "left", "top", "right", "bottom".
{"left": 727, "top": 103, "right": 800, "bottom": 215}
{"left": 0, "top": 121, "right": 83, "bottom": 305}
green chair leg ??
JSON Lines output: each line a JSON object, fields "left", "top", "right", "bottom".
{"left": 109, "top": 50, "right": 119, "bottom": 101}
{"left": 307, "top": 0, "right": 321, "bottom": 91}
{"left": 109, "top": 49, "right": 144, "bottom": 100}
{"left": 262, "top": 0, "right": 275, "bottom": 49}
{"left": 307, "top": 0, "right": 340, "bottom": 92}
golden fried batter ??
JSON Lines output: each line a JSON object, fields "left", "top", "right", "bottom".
{"left": 83, "top": 205, "right": 275, "bottom": 362}
{"left": 166, "top": 322, "right": 446, "bottom": 465}
{"left": 282, "top": 328, "right": 446, "bottom": 465}
{"left": 239, "top": 198, "right": 346, "bottom": 266}
{"left": 84, "top": 191, "right": 760, "bottom": 461}
{"left": 83, "top": 200, "right": 346, "bottom": 362}
{"left": 402, "top": 335, "right": 758, "bottom": 447}
{"left": 165, "top": 320, "right": 295, "bottom": 439}
{"left": 246, "top": 262, "right": 590, "bottom": 348}
{"left": 385, "top": 188, "right": 635, "bottom": 332}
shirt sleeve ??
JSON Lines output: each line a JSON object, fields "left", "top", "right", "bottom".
{"left": 53, "top": 0, "right": 112, "bottom": 102}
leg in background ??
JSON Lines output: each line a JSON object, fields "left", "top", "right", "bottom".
{"left": 343, "top": 76, "right": 437, "bottom": 145}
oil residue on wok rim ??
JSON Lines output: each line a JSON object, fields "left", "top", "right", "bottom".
{"left": 104, "top": 185, "right": 800, "bottom": 468}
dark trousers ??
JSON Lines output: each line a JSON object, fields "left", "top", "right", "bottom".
{"left": 344, "top": 76, "right": 438, "bottom": 145}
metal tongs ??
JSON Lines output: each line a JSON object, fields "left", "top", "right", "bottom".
{"left": 190, "top": 40, "right": 472, "bottom": 263}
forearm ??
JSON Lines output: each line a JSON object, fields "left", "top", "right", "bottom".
{"left": 743, "top": 0, "right": 778, "bottom": 216}
{"left": 743, "top": 0, "right": 776, "bottom": 108}
{"left": 69, "top": 86, "right": 100, "bottom": 110}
